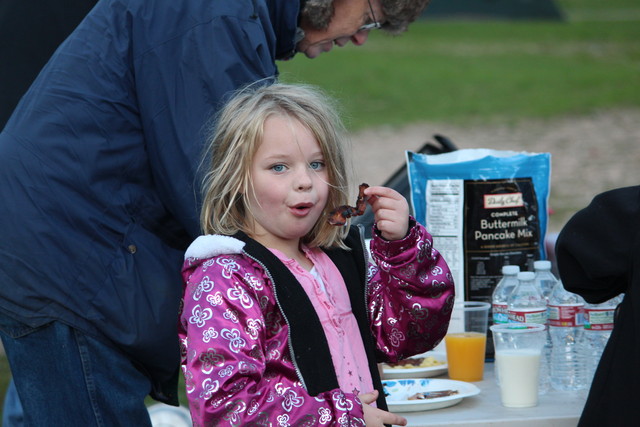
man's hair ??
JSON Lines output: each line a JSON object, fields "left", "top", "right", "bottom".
{"left": 301, "top": 0, "right": 431, "bottom": 35}
{"left": 381, "top": 0, "right": 432, "bottom": 34}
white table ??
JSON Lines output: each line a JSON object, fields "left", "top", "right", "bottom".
{"left": 397, "top": 363, "right": 587, "bottom": 427}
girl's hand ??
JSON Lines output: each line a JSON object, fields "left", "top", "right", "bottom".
{"left": 364, "top": 186, "right": 410, "bottom": 241}
{"left": 359, "top": 390, "right": 407, "bottom": 426}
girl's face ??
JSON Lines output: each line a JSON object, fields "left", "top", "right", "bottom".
{"left": 245, "top": 115, "right": 330, "bottom": 252}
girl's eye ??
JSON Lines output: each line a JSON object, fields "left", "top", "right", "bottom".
{"left": 271, "top": 164, "right": 286, "bottom": 172}
{"left": 309, "top": 161, "right": 324, "bottom": 170}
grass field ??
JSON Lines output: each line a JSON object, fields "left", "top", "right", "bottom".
{"left": 0, "top": 356, "right": 8, "bottom": 417}
{"left": 279, "top": 8, "right": 640, "bottom": 130}
{"left": 2, "top": 0, "right": 639, "bottom": 419}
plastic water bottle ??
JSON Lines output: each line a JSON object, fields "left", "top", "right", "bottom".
{"left": 548, "top": 280, "right": 586, "bottom": 391}
{"left": 581, "top": 295, "right": 623, "bottom": 384}
{"left": 533, "top": 260, "right": 557, "bottom": 301}
{"left": 533, "top": 260, "right": 558, "bottom": 395}
{"left": 492, "top": 265, "right": 520, "bottom": 325}
{"left": 508, "top": 271, "right": 549, "bottom": 393}
{"left": 507, "top": 271, "right": 547, "bottom": 324}
{"left": 491, "top": 265, "right": 520, "bottom": 386}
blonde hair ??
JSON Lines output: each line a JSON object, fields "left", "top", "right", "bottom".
{"left": 200, "top": 83, "right": 353, "bottom": 248}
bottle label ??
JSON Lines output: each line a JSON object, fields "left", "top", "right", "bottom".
{"left": 548, "top": 303, "right": 584, "bottom": 327}
{"left": 492, "top": 303, "right": 509, "bottom": 324}
{"left": 508, "top": 308, "right": 547, "bottom": 324}
{"left": 584, "top": 308, "right": 615, "bottom": 331}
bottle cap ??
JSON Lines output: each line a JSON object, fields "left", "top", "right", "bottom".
{"left": 534, "top": 260, "right": 552, "bottom": 270}
{"left": 517, "top": 271, "right": 535, "bottom": 281}
{"left": 502, "top": 265, "right": 520, "bottom": 275}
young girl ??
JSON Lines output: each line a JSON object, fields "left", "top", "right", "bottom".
{"left": 178, "top": 83, "right": 455, "bottom": 426}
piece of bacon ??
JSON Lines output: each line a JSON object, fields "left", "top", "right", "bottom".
{"left": 407, "top": 390, "right": 459, "bottom": 400}
{"left": 327, "top": 183, "right": 369, "bottom": 226}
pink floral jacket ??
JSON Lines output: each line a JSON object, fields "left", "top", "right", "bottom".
{"left": 178, "top": 222, "right": 454, "bottom": 426}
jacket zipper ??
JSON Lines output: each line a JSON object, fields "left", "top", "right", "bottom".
{"left": 356, "top": 224, "right": 371, "bottom": 321}
{"left": 242, "top": 250, "right": 308, "bottom": 390}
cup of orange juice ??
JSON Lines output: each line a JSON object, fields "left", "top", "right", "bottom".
{"left": 445, "top": 301, "right": 491, "bottom": 381}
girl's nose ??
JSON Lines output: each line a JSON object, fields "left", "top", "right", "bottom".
{"left": 296, "top": 168, "right": 313, "bottom": 190}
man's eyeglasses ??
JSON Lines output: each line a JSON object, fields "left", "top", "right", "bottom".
{"left": 358, "top": 0, "right": 382, "bottom": 32}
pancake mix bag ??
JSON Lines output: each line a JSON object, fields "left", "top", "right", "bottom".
{"left": 407, "top": 149, "right": 551, "bottom": 354}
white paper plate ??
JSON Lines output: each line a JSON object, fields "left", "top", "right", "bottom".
{"left": 382, "top": 351, "right": 448, "bottom": 379}
{"left": 148, "top": 403, "right": 192, "bottom": 427}
{"left": 382, "top": 378, "right": 480, "bottom": 412}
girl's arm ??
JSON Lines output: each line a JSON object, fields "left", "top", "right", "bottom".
{"left": 179, "top": 254, "right": 367, "bottom": 426}
{"left": 364, "top": 186, "right": 455, "bottom": 361}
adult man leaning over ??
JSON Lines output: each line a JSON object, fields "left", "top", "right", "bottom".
{"left": 0, "top": 0, "right": 430, "bottom": 424}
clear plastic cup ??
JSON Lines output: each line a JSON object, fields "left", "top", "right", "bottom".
{"left": 490, "top": 323, "right": 546, "bottom": 407}
{"left": 445, "top": 301, "right": 490, "bottom": 381}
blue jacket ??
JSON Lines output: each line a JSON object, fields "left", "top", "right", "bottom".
{"left": 0, "top": 0, "right": 299, "bottom": 403}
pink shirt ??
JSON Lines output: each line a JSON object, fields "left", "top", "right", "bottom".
{"left": 269, "top": 246, "right": 375, "bottom": 398}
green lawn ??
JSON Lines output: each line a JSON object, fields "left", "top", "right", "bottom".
{"left": 279, "top": 19, "right": 640, "bottom": 130}
{"left": 2, "top": 0, "right": 639, "bottom": 419}
{"left": 0, "top": 354, "right": 8, "bottom": 416}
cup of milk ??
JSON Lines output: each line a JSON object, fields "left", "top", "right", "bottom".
{"left": 490, "top": 323, "right": 546, "bottom": 407}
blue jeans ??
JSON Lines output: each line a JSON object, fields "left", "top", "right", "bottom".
{"left": 0, "top": 312, "right": 152, "bottom": 426}
{"left": 2, "top": 379, "right": 23, "bottom": 427}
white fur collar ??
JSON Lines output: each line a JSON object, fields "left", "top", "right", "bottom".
{"left": 184, "top": 235, "right": 245, "bottom": 260}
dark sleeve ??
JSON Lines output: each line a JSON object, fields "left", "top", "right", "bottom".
{"left": 0, "top": 0, "right": 96, "bottom": 127}
{"left": 555, "top": 186, "right": 640, "bottom": 303}
{"left": 133, "top": 6, "right": 278, "bottom": 237}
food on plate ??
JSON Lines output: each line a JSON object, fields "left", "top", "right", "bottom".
{"left": 407, "top": 389, "right": 459, "bottom": 400}
{"left": 385, "top": 356, "right": 445, "bottom": 370}
{"left": 327, "top": 183, "right": 369, "bottom": 226}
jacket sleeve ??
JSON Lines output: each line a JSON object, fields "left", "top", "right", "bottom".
{"left": 368, "top": 219, "right": 455, "bottom": 361}
{"left": 556, "top": 186, "right": 640, "bottom": 303}
{"left": 133, "top": 3, "right": 278, "bottom": 238}
{"left": 179, "top": 255, "right": 366, "bottom": 426}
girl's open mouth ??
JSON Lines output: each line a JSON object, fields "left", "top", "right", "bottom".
{"left": 291, "top": 203, "right": 313, "bottom": 216}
